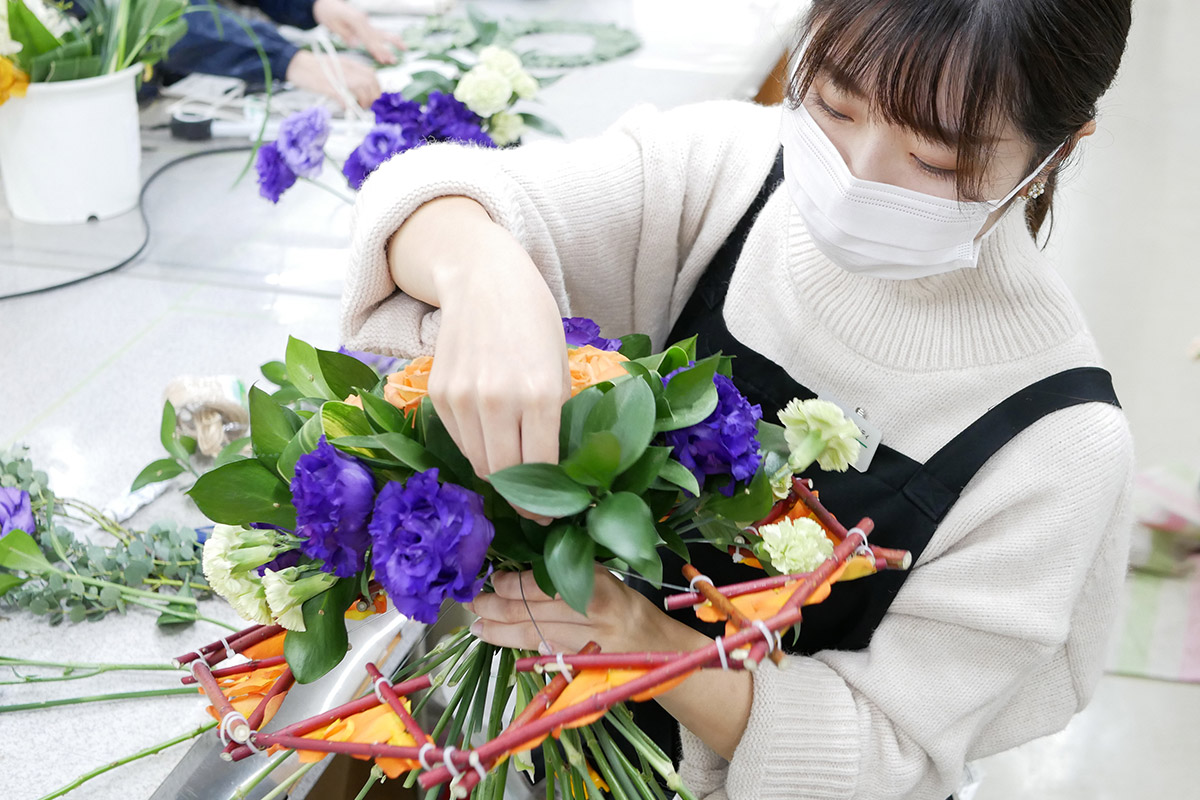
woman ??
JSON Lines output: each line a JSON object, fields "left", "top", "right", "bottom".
{"left": 341, "top": 1, "right": 1135, "bottom": 797}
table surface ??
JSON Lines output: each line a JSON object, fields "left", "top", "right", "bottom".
{"left": 0, "top": 2, "right": 804, "bottom": 798}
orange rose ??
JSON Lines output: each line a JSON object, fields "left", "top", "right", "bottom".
{"left": 0, "top": 58, "right": 29, "bottom": 106}
{"left": 383, "top": 356, "right": 433, "bottom": 413}
{"left": 568, "top": 346, "right": 630, "bottom": 396}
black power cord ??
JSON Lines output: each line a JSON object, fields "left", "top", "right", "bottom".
{"left": 0, "top": 145, "right": 255, "bottom": 302}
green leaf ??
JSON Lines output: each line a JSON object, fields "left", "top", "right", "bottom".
{"left": 187, "top": 459, "right": 297, "bottom": 528}
{"left": 543, "top": 525, "right": 595, "bottom": 614}
{"left": 489, "top": 464, "right": 593, "bottom": 518}
{"left": 611, "top": 446, "right": 670, "bottom": 496}
{"left": 284, "top": 578, "right": 358, "bottom": 683}
{"left": 0, "top": 574, "right": 29, "bottom": 596}
{"left": 359, "top": 391, "right": 410, "bottom": 434}
{"left": 332, "top": 433, "right": 443, "bottom": 473}
{"left": 617, "top": 334, "right": 652, "bottom": 361}
{"left": 669, "top": 334, "right": 699, "bottom": 361}
{"left": 756, "top": 420, "right": 791, "bottom": 458}
{"left": 657, "top": 356, "right": 720, "bottom": 432}
{"left": 704, "top": 468, "right": 775, "bottom": 524}
{"left": 466, "top": 5, "right": 500, "bottom": 46}
{"left": 261, "top": 360, "right": 289, "bottom": 386}
{"left": 215, "top": 437, "right": 251, "bottom": 467}
{"left": 658, "top": 459, "right": 700, "bottom": 498}
{"left": 561, "top": 431, "right": 622, "bottom": 489}
{"left": 402, "top": 70, "right": 456, "bottom": 102}
{"left": 490, "top": 519, "right": 539, "bottom": 563}
{"left": 0, "top": 531, "right": 52, "bottom": 575}
{"left": 249, "top": 386, "right": 303, "bottom": 462}
{"left": 124, "top": 559, "right": 152, "bottom": 587}
{"left": 130, "top": 458, "right": 185, "bottom": 492}
{"left": 68, "top": 604, "right": 87, "bottom": 623}
{"left": 417, "top": 399, "right": 474, "bottom": 485}
{"left": 99, "top": 585, "right": 121, "bottom": 607}
{"left": 321, "top": 401, "right": 373, "bottom": 441}
{"left": 6, "top": 0, "right": 62, "bottom": 70}
{"left": 277, "top": 412, "right": 324, "bottom": 481}
{"left": 658, "top": 345, "right": 692, "bottom": 376}
{"left": 558, "top": 386, "right": 603, "bottom": 458}
{"left": 531, "top": 558, "right": 557, "bottom": 600}
{"left": 583, "top": 377, "right": 656, "bottom": 473}
{"left": 656, "top": 523, "right": 690, "bottom": 561}
{"left": 284, "top": 337, "right": 377, "bottom": 402}
{"left": 586, "top": 493, "right": 662, "bottom": 586}
{"left": 518, "top": 113, "right": 564, "bottom": 138}
{"left": 160, "top": 401, "right": 189, "bottom": 463}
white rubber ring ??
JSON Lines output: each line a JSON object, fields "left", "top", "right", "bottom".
{"left": 243, "top": 734, "right": 264, "bottom": 755}
{"left": 751, "top": 620, "right": 778, "bottom": 654}
{"left": 418, "top": 741, "right": 435, "bottom": 770}
{"left": 714, "top": 636, "right": 729, "bottom": 670}
{"left": 847, "top": 526, "right": 868, "bottom": 546}
{"left": 469, "top": 750, "right": 487, "bottom": 780}
{"left": 688, "top": 574, "right": 714, "bottom": 593}
{"left": 443, "top": 746, "right": 462, "bottom": 780}
{"left": 218, "top": 710, "right": 249, "bottom": 745}
{"left": 220, "top": 636, "right": 235, "bottom": 660}
{"left": 555, "top": 652, "right": 574, "bottom": 683}
{"left": 373, "top": 676, "right": 389, "bottom": 704}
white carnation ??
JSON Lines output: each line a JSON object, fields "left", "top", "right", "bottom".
{"left": 487, "top": 110, "right": 526, "bottom": 146}
{"left": 478, "top": 46, "right": 524, "bottom": 80}
{"left": 758, "top": 517, "right": 833, "bottom": 575}
{"left": 778, "top": 398, "right": 862, "bottom": 472}
{"left": 262, "top": 567, "right": 337, "bottom": 632}
{"left": 453, "top": 64, "right": 513, "bottom": 118}
{"left": 511, "top": 70, "right": 539, "bottom": 100}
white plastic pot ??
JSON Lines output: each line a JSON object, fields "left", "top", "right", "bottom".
{"left": 0, "top": 64, "right": 142, "bottom": 224}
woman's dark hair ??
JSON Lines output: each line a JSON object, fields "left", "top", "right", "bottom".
{"left": 787, "top": 0, "right": 1131, "bottom": 237}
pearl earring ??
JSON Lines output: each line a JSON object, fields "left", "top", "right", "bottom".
{"left": 1025, "top": 181, "right": 1046, "bottom": 201}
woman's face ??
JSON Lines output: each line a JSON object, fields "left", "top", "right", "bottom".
{"left": 802, "top": 70, "right": 1039, "bottom": 204}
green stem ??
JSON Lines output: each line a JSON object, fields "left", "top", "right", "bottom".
{"left": 259, "top": 761, "right": 315, "bottom": 800}
{"left": 231, "top": 749, "right": 293, "bottom": 799}
{"left": 46, "top": 568, "right": 198, "bottom": 606}
{"left": 120, "top": 595, "right": 239, "bottom": 630}
{"left": 0, "top": 686, "right": 195, "bottom": 714}
{"left": 145, "top": 577, "right": 211, "bottom": 591}
{"left": 352, "top": 765, "right": 384, "bottom": 800}
{"left": 0, "top": 657, "right": 179, "bottom": 686}
{"left": 35, "top": 720, "right": 217, "bottom": 800}
{"left": 300, "top": 176, "right": 355, "bottom": 204}
{"left": 58, "top": 499, "right": 133, "bottom": 544}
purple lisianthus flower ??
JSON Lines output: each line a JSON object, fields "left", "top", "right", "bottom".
{"left": 436, "top": 121, "right": 496, "bottom": 148}
{"left": 424, "top": 91, "right": 477, "bottom": 131}
{"left": 343, "top": 124, "right": 421, "bottom": 190}
{"left": 255, "top": 142, "right": 298, "bottom": 203}
{"left": 290, "top": 437, "right": 376, "bottom": 577}
{"left": 371, "top": 93, "right": 424, "bottom": 130}
{"left": 255, "top": 548, "right": 304, "bottom": 577}
{"left": 276, "top": 107, "right": 331, "bottom": 178}
{"left": 338, "top": 346, "right": 400, "bottom": 376}
{"left": 368, "top": 469, "right": 494, "bottom": 624}
{"left": 0, "top": 487, "right": 35, "bottom": 538}
{"left": 562, "top": 317, "right": 622, "bottom": 351}
{"left": 662, "top": 371, "right": 762, "bottom": 496}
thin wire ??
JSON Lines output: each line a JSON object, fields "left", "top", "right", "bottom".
{"left": 603, "top": 566, "right": 694, "bottom": 595}
{"left": 518, "top": 578, "right": 554, "bottom": 656}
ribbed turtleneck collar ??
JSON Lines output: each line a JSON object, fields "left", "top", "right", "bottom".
{"left": 777, "top": 200, "right": 1085, "bottom": 372}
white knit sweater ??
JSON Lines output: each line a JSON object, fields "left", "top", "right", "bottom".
{"left": 342, "top": 101, "right": 1134, "bottom": 800}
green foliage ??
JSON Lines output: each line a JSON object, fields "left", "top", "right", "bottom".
{"left": 543, "top": 524, "right": 594, "bottom": 614}
{"left": 283, "top": 578, "right": 359, "bottom": 683}
{"left": 187, "top": 458, "right": 297, "bottom": 528}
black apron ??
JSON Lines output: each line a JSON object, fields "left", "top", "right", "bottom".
{"left": 631, "top": 151, "right": 1122, "bottom": 773}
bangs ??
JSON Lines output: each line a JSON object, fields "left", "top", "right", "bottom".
{"left": 788, "top": 0, "right": 1024, "bottom": 200}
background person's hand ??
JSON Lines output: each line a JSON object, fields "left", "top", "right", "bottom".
{"left": 312, "top": 0, "right": 406, "bottom": 65}
{"left": 285, "top": 49, "right": 382, "bottom": 109}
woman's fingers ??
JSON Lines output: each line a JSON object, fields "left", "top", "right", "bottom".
{"left": 468, "top": 618, "right": 593, "bottom": 652}
{"left": 469, "top": 593, "right": 588, "bottom": 626}
{"left": 491, "top": 570, "right": 557, "bottom": 602}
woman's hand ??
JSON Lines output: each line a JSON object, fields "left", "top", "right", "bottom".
{"left": 388, "top": 198, "right": 571, "bottom": 516}
{"left": 466, "top": 567, "right": 689, "bottom": 654}
{"left": 312, "top": 0, "right": 405, "bottom": 65}
{"left": 285, "top": 50, "right": 382, "bottom": 109}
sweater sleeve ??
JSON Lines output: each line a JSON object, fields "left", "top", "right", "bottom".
{"left": 680, "top": 403, "right": 1134, "bottom": 800}
{"left": 341, "top": 101, "right": 783, "bottom": 357}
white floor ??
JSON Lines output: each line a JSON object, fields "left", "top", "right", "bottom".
{"left": 1, "top": 1, "right": 1198, "bottom": 799}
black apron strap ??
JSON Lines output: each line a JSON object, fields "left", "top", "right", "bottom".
{"left": 903, "top": 367, "right": 1122, "bottom": 523}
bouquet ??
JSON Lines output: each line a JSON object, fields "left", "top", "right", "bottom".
{"left": 255, "top": 43, "right": 559, "bottom": 203}
{"left": 164, "top": 319, "right": 910, "bottom": 797}
{"left": 1, "top": 0, "right": 187, "bottom": 100}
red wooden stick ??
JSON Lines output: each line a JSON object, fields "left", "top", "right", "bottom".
{"left": 189, "top": 660, "right": 251, "bottom": 743}
{"left": 181, "top": 656, "right": 287, "bottom": 684}
{"left": 174, "top": 623, "right": 267, "bottom": 666}
{"left": 199, "top": 625, "right": 284, "bottom": 668}
{"left": 683, "top": 564, "right": 784, "bottom": 666}
{"left": 220, "top": 667, "right": 295, "bottom": 760}
{"left": 663, "top": 571, "right": 811, "bottom": 611}
{"left": 255, "top": 732, "right": 430, "bottom": 760}
{"left": 365, "top": 662, "right": 431, "bottom": 744}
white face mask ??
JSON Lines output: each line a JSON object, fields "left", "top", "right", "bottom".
{"left": 779, "top": 104, "right": 1059, "bottom": 280}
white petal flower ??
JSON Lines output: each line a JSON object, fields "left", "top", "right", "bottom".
{"left": 478, "top": 46, "right": 524, "bottom": 80}
{"left": 262, "top": 567, "right": 337, "bottom": 632}
{"left": 757, "top": 517, "right": 833, "bottom": 575}
{"left": 778, "top": 398, "right": 863, "bottom": 472}
{"left": 511, "top": 70, "right": 539, "bottom": 100}
{"left": 0, "top": 4, "right": 23, "bottom": 56}
{"left": 487, "top": 110, "right": 526, "bottom": 146}
{"left": 453, "top": 65, "right": 513, "bottom": 118}
{"left": 202, "top": 524, "right": 274, "bottom": 624}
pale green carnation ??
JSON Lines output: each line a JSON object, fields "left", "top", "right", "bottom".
{"left": 202, "top": 524, "right": 275, "bottom": 624}
{"left": 511, "top": 70, "right": 539, "bottom": 100}
{"left": 758, "top": 517, "right": 833, "bottom": 575}
{"left": 262, "top": 567, "right": 337, "bottom": 632}
{"left": 778, "top": 398, "right": 862, "bottom": 472}
{"left": 487, "top": 110, "right": 526, "bottom": 146}
{"left": 454, "top": 65, "right": 513, "bottom": 118}
{"left": 479, "top": 46, "right": 524, "bottom": 80}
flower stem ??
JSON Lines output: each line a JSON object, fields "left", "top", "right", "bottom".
{"left": 34, "top": 719, "right": 217, "bottom": 800}
{"left": 259, "top": 761, "right": 315, "bottom": 800}
{"left": 46, "top": 568, "right": 198, "bottom": 606}
{"left": 300, "top": 176, "right": 355, "bottom": 204}
{"left": 231, "top": 749, "right": 293, "bottom": 799}
{"left": 0, "top": 686, "right": 196, "bottom": 714}
{"left": 0, "top": 657, "right": 180, "bottom": 685}
{"left": 144, "top": 576, "right": 212, "bottom": 591}
{"left": 352, "top": 766, "right": 384, "bottom": 800}
{"left": 120, "top": 595, "right": 239, "bottom": 630}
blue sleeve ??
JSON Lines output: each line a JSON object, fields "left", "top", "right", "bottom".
{"left": 240, "top": 0, "right": 318, "bottom": 30}
{"left": 164, "top": 2, "right": 301, "bottom": 87}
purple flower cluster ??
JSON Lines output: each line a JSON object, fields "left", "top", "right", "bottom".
{"left": 562, "top": 317, "right": 622, "bottom": 351}
{"left": 338, "top": 346, "right": 400, "bottom": 376}
{"left": 290, "top": 438, "right": 375, "bottom": 577}
{"left": 368, "top": 469, "right": 494, "bottom": 624}
{"left": 344, "top": 91, "right": 495, "bottom": 190}
{"left": 0, "top": 487, "right": 35, "bottom": 538}
{"left": 254, "top": 108, "right": 332, "bottom": 202}
{"left": 662, "top": 371, "right": 762, "bottom": 496}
